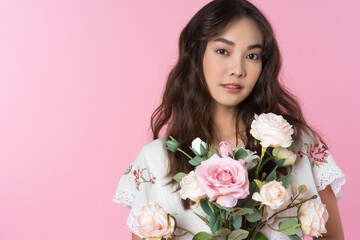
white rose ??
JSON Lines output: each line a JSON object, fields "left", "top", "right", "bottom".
{"left": 252, "top": 180, "right": 290, "bottom": 210}
{"left": 137, "top": 202, "right": 175, "bottom": 240}
{"left": 242, "top": 148, "right": 260, "bottom": 170}
{"left": 250, "top": 113, "right": 294, "bottom": 148}
{"left": 191, "top": 137, "right": 207, "bottom": 155}
{"left": 272, "top": 147, "right": 297, "bottom": 166}
{"left": 299, "top": 199, "right": 329, "bottom": 237}
{"left": 179, "top": 171, "right": 206, "bottom": 201}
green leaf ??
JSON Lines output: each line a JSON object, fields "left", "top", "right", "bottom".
{"left": 288, "top": 234, "right": 302, "bottom": 240}
{"left": 274, "top": 158, "right": 285, "bottom": 166}
{"left": 254, "top": 232, "right": 268, "bottom": 240}
{"left": 278, "top": 219, "right": 300, "bottom": 235}
{"left": 212, "top": 201, "right": 234, "bottom": 211}
{"left": 240, "top": 207, "right": 254, "bottom": 214}
{"left": 165, "top": 136, "right": 180, "bottom": 152}
{"left": 209, "top": 214, "right": 220, "bottom": 233}
{"left": 192, "top": 211, "right": 210, "bottom": 227}
{"left": 189, "top": 156, "right": 204, "bottom": 166}
{"left": 214, "top": 228, "right": 231, "bottom": 237}
{"left": 232, "top": 215, "right": 243, "bottom": 229}
{"left": 193, "top": 232, "right": 212, "bottom": 240}
{"left": 200, "top": 142, "right": 208, "bottom": 156}
{"left": 207, "top": 147, "right": 215, "bottom": 158}
{"left": 172, "top": 172, "right": 187, "bottom": 182}
{"left": 278, "top": 174, "right": 293, "bottom": 188}
{"left": 234, "top": 148, "right": 248, "bottom": 160}
{"left": 245, "top": 210, "right": 262, "bottom": 223}
{"left": 259, "top": 156, "right": 275, "bottom": 171}
{"left": 254, "top": 179, "right": 264, "bottom": 190}
{"left": 265, "top": 168, "right": 277, "bottom": 182}
{"left": 200, "top": 200, "right": 215, "bottom": 216}
{"left": 228, "top": 229, "right": 249, "bottom": 240}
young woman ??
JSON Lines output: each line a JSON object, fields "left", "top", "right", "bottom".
{"left": 113, "top": 0, "right": 345, "bottom": 239}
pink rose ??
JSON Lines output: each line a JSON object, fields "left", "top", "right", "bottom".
{"left": 137, "top": 203, "right": 175, "bottom": 240}
{"left": 309, "top": 143, "right": 329, "bottom": 166}
{"left": 195, "top": 154, "right": 250, "bottom": 208}
{"left": 299, "top": 199, "right": 329, "bottom": 237}
{"left": 219, "top": 141, "right": 233, "bottom": 158}
{"left": 252, "top": 180, "right": 290, "bottom": 210}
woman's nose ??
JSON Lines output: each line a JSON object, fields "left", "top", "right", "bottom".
{"left": 229, "top": 58, "right": 246, "bottom": 77}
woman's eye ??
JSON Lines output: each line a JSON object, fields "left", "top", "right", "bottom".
{"left": 216, "top": 49, "right": 228, "bottom": 55}
{"left": 247, "top": 53, "right": 260, "bottom": 60}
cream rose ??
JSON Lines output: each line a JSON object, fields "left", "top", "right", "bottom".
{"left": 242, "top": 148, "right": 260, "bottom": 170}
{"left": 250, "top": 113, "right": 294, "bottom": 148}
{"left": 252, "top": 180, "right": 290, "bottom": 210}
{"left": 299, "top": 199, "right": 329, "bottom": 237}
{"left": 272, "top": 147, "right": 297, "bottom": 166}
{"left": 179, "top": 171, "right": 206, "bottom": 201}
{"left": 192, "top": 137, "right": 207, "bottom": 155}
{"left": 137, "top": 203, "right": 175, "bottom": 240}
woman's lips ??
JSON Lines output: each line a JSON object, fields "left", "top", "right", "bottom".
{"left": 221, "top": 84, "right": 243, "bottom": 93}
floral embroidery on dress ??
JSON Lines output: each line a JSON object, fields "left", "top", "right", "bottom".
{"left": 298, "top": 142, "right": 329, "bottom": 167}
{"left": 124, "top": 164, "right": 156, "bottom": 190}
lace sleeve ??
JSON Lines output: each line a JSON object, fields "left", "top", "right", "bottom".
{"left": 300, "top": 139, "right": 346, "bottom": 200}
{"left": 112, "top": 145, "right": 157, "bottom": 238}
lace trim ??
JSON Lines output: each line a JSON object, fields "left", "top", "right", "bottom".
{"left": 112, "top": 187, "right": 135, "bottom": 209}
{"left": 127, "top": 209, "right": 142, "bottom": 238}
{"left": 315, "top": 167, "right": 346, "bottom": 200}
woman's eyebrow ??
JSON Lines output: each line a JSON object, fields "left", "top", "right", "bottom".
{"left": 213, "top": 37, "right": 263, "bottom": 50}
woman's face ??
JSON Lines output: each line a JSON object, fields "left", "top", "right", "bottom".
{"left": 202, "top": 17, "right": 263, "bottom": 109}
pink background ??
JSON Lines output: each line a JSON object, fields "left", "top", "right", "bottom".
{"left": 0, "top": 0, "right": 358, "bottom": 239}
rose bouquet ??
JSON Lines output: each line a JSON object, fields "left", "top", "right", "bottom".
{"left": 136, "top": 113, "right": 329, "bottom": 240}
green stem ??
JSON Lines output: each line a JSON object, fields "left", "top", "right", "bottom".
{"left": 255, "top": 146, "right": 267, "bottom": 178}
{"left": 175, "top": 226, "right": 195, "bottom": 236}
{"left": 177, "top": 148, "right": 192, "bottom": 159}
{"left": 267, "top": 195, "right": 318, "bottom": 221}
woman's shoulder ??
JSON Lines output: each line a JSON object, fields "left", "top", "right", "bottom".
{"left": 140, "top": 137, "right": 167, "bottom": 157}
{"left": 138, "top": 137, "right": 169, "bottom": 176}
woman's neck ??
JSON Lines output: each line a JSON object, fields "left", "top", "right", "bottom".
{"left": 211, "top": 102, "right": 245, "bottom": 148}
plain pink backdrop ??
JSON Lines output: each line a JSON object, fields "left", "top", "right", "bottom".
{"left": 0, "top": 0, "right": 358, "bottom": 239}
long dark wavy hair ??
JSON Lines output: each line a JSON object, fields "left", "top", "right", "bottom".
{"left": 150, "top": 0, "right": 327, "bottom": 210}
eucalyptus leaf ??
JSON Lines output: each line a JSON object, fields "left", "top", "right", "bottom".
{"left": 298, "top": 185, "right": 307, "bottom": 194}
{"left": 291, "top": 185, "right": 297, "bottom": 196}
{"left": 245, "top": 210, "right": 262, "bottom": 223}
{"left": 228, "top": 229, "right": 249, "bottom": 240}
{"left": 210, "top": 214, "right": 221, "bottom": 233}
{"left": 193, "top": 232, "right": 212, "bottom": 240}
{"left": 278, "top": 219, "right": 299, "bottom": 235}
{"left": 232, "top": 215, "right": 243, "bottom": 229}
{"left": 214, "top": 228, "right": 231, "bottom": 237}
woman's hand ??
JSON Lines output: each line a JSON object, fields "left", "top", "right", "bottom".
{"left": 132, "top": 233, "right": 142, "bottom": 240}
{"left": 316, "top": 185, "right": 345, "bottom": 240}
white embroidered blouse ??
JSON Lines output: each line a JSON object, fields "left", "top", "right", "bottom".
{"left": 112, "top": 132, "right": 345, "bottom": 240}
